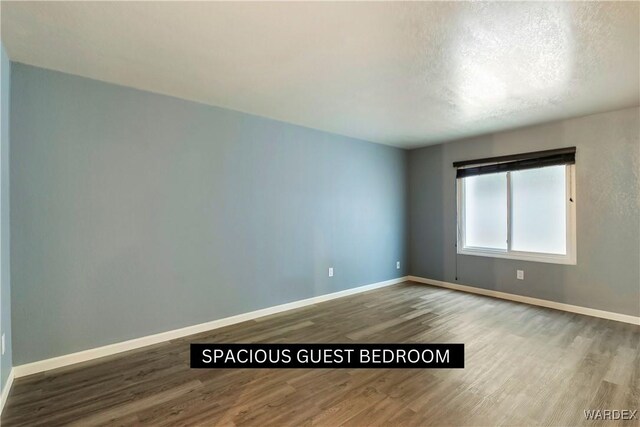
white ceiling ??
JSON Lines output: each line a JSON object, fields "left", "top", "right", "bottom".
{"left": 2, "top": 1, "right": 638, "bottom": 148}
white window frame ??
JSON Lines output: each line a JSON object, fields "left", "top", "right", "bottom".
{"left": 456, "top": 164, "right": 576, "bottom": 265}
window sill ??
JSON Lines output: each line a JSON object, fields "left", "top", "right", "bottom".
{"left": 457, "top": 247, "right": 576, "bottom": 265}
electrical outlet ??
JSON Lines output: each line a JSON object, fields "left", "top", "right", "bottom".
{"left": 517, "top": 270, "right": 524, "bottom": 280}
{"left": 328, "top": 267, "right": 334, "bottom": 277}
{"left": 396, "top": 261, "right": 401, "bottom": 269}
{"left": 1, "top": 333, "right": 5, "bottom": 355}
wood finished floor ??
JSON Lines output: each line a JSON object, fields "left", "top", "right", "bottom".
{"left": 2, "top": 281, "right": 639, "bottom": 426}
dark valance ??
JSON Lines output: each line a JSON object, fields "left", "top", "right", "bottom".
{"left": 454, "top": 147, "right": 576, "bottom": 178}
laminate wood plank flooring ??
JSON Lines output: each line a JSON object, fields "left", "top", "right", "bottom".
{"left": 2, "top": 281, "right": 638, "bottom": 426}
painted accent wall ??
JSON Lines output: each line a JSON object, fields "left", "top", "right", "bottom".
{"left": 10, "top": 64, "right": 407, "bottom": 365}
{"left": 408, "top": 107, "right": 640, "bottom": 317}
{"left": 7, "top": 61, "right": 639, "bottom": 368}
{"left": 1, "top": 44, "right": 12, "bottom": 394}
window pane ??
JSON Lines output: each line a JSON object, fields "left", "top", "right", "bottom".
{"left": 463, "top": 173, "right": 507, "bottom": 250}
{"left": 511, "top": 165, "right": 567, "bottom": 254}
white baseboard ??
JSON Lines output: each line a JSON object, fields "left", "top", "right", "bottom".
{"left": 408, "top": 276, "right": 640, "bottom": 326}
{"left": 13, "top": 276, "right": 408, "bottom": 379}
{"left": 1, "top": 368, "right": 15, "bottom": 416}
{"left": 12, "top": 274, "right": 634, "bottom": 385}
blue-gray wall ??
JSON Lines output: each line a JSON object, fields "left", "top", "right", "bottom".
{"left": 10, "top": 64, "right": 407, "bottom": 365}
{"left": 1, "top": 44, "right": 12, "bottom": 393}
{"left": 408, "top": 107, "right": 640, "bottom": 317}
{"left": 7, "top": 62, "right": 638, "bottom": 368}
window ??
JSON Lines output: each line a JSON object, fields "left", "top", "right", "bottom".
{"left": 456, "top": 152, "right": 576, "bottom": 265}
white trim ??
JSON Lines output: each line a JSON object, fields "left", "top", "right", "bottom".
{"left": 457, "top": 246, "right": 576, "bottom": 265}
{"left": 12, "top": 276, "right": 408, "bottom": 378}
{"left": 457, "top": 164, "right": 577, "bottom": 265}
{"left": 408, "top": 276, "right": 640, "bottom": 325}
{"left": 1, "top": 368, "right": 14, "bottom": 416}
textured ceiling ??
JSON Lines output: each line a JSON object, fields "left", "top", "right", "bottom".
{"left": 2, "top": 1, "right": 638, "bottom": 148}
